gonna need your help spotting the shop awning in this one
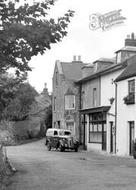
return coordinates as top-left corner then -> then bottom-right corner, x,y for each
79,106 -> 110,114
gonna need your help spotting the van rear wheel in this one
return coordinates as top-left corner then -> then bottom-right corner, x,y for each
47,143 -> 51,151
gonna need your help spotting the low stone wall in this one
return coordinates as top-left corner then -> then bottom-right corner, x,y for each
0,122 -> 16,145
0,145 -> 15,189
0,119 -> 44,146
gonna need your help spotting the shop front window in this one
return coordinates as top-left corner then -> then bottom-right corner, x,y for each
89,123 -> 102,143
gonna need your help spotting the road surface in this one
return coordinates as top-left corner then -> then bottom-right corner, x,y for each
6,139 -> 136,190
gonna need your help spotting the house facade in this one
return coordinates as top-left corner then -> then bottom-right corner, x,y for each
78,58 -> 122,151
52,33 -> 136,156
78,33 -> 136,153
52,56 -> 85,139
115,56 -> 136,156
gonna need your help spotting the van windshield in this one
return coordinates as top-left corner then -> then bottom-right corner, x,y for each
64,131 -> 71,136
59,131 -> 71,136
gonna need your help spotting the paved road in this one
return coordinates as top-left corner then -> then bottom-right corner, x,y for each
6,139 -> 136,190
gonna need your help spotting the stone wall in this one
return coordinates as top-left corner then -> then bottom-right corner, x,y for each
0,120 -> 42,145
0,145 -> 15,189
0,122 -> 15,145
53,75 -> 80,139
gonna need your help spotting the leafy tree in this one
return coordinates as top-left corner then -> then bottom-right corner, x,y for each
2,82 -> 38,121
0,73 -> 23,119
0,0 -> 74,76
44,104 -> 52,129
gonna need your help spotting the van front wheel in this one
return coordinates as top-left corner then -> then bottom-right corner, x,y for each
59,145 -> 65,152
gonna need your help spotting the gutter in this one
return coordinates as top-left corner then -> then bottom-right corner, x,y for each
76,62 -> 126,84
79,84 -> 82,145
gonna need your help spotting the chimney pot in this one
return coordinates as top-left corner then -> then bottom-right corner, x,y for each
131,32 -> 135,40
131,32 -> 135,39
125,32 -> 136,47
73,55 -> 76,62
78,55 -> 81,62
127,34 -> 130,39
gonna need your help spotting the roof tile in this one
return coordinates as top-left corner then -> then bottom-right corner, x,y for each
61,62 -> 84,81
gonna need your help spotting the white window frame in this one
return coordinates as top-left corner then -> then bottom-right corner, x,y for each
65,95 -> 75,110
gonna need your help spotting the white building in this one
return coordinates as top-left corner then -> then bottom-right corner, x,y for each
115,57 -> 136,156
77,33 -> 136,154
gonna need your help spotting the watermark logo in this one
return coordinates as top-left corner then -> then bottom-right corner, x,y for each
89,9 -> 126,31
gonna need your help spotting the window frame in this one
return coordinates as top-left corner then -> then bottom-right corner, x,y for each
55,70 -> 58,86
65,95 -> 75,110
89,122 -> 102,143
93,88 -> 97,107
127,79 -> 135,104
116,51 -> 122,63
54,97 -> 56,111
128,79 -> 135,95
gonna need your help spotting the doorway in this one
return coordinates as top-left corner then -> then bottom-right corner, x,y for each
110,122 -> 114,153
129,121 -> 135,155
102,123 -> 106,150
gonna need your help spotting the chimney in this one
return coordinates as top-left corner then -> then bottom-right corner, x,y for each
125,33 -> 136,47
78,55 -> 81,62
72,55 -> 82,62
127,34 -> 130,39
131,32 -> 134,39
73,55 -> 76,62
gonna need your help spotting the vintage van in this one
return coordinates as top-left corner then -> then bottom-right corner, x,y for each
45,128 -> 79,152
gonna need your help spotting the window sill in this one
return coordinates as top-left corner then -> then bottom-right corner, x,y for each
124,100 -> 135,105
88,141 -> 102,144
65,108 -> 75,110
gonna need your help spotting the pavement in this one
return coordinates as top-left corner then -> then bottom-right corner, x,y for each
5,139 -> 136,190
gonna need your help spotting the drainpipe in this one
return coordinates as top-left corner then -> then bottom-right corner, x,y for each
114,82 -> 117,154
79,84 -> 82,145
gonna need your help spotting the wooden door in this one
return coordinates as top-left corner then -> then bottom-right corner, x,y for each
129,121 -> 134,155
110,122 -> 114,153
102,123 -> 106,151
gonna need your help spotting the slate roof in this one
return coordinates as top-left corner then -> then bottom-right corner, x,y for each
60,61 -> 85,81
77,62 -> 126,84
93,57 -> 116,63
115,59 -> 136,82
115,46 -> 136,53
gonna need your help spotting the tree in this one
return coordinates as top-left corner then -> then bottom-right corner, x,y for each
0,0 -> 74,76
0,73 -> 23,119
2,82 -> 38,121
44,104 -> 52,129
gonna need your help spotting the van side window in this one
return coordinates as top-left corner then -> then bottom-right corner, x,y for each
54,131 -> 58,136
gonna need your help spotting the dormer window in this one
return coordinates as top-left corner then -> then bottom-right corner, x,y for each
116,51 -> 121,64
116,47 -> 136,64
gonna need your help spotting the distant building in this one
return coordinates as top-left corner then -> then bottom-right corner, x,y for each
52,56 -> 85,139
29,84 -> 51,137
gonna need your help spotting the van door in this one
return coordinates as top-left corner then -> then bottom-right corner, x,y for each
52,130 -> 59,148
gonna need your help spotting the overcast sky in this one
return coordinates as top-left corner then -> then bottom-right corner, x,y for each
28,0 -> 136,93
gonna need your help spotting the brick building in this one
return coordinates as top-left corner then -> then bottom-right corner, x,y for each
52,56 -> 85,139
